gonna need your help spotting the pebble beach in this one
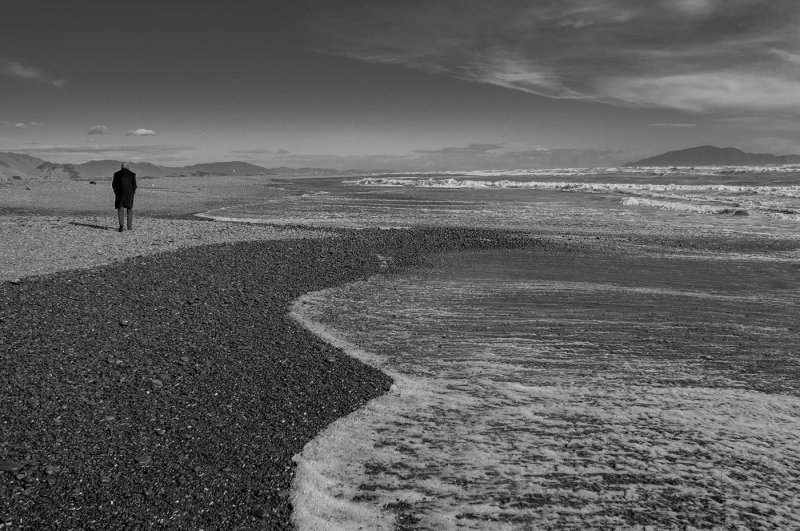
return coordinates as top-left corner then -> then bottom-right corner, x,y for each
0,177 -> 537,529
2,175 -> 799,529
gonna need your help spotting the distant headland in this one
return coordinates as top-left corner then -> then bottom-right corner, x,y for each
625,145 -> 800,167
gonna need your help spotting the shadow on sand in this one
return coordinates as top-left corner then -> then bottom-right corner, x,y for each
69,221 -> 113,231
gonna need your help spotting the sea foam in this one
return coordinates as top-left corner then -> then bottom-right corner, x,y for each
290,264 -> 800,529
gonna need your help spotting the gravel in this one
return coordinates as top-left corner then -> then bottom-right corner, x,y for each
0,227 -> 536,529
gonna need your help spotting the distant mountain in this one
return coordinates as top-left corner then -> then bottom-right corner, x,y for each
181,161 -> 269,176
625,145 -> 800,167
74,160 -> 174,180
0,152 -> 80,181
0,153 -> 348,181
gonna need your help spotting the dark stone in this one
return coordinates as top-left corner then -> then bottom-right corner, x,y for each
0,460 -> 22,473
134,455 -> 153,466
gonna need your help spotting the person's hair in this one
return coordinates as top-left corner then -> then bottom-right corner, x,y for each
121,162 -> 130,170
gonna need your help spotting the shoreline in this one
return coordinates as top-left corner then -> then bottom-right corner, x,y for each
287,235 -> 800,529
0,220 -> 537,529
3,178 -> 799,528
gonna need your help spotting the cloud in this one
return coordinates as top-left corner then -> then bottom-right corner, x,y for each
411,143 -> 504,155
669,0 -> 717,16
769,48 -> 800,64
302,0 -> 800,114
13,122 -> 42,129
267,143 -> 624,171
740,136 -> 800,155
647,123 -> 697,127
230,148 -> 291,158
125,128 -> 156,136
0,58 -> 66,88
597,72 -> 800,112
88,125 -> 109,135
229,148 -> 274,155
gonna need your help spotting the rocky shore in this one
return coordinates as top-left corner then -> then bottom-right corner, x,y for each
0,226 -> 535,529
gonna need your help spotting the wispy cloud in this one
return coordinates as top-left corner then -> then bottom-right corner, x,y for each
647,123 -> 697,128
265,143 -> 624,171
303,0 -> 800,114
230,148 -> 275,155
0,58 -> 66,88
598,72 -> 800,112
411,143 -> 504,155
740,136 -> 800,155
88,125 -> 108,135
13,122 -> 42,129
125,128 -> 156,136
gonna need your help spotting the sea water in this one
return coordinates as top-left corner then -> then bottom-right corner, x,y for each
203,167 -> 800,528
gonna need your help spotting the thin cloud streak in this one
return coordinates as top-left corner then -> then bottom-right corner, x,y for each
647,123 -> 697,128
0,58 -> 65,88
230,148 -> 275,155
303,0 -> 800,114
125,129 -> 157,136
263,143 -> 624,171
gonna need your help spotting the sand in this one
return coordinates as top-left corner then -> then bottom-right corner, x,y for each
0,176 -> 327,283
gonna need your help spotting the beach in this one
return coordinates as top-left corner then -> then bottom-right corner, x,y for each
0,176 -> 535,529
2,173 -> 799,529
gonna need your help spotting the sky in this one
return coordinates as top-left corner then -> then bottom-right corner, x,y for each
2,0 -> 800,170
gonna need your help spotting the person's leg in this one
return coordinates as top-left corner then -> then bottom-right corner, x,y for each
126,208 -> 133,231
117,208 -> 125,231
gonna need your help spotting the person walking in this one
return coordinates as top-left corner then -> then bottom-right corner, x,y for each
112,162 -> 137,232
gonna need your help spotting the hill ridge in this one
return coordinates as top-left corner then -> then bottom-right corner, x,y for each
0,152 -> 348,181
625,145 -> 800,167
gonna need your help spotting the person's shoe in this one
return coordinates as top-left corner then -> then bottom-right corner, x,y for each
118,226 -> 124,232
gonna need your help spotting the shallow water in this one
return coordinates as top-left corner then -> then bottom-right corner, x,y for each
291,248 -> 800,529
202,169 -> 800,528
203,169 -> 800,237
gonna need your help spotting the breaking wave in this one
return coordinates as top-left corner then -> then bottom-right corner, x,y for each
347,177 -> 800,199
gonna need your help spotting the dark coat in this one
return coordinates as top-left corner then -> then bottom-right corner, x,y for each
112,168 -> 137,209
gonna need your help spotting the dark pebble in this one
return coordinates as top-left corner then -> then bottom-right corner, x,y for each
0,460 -> 22,473
250,507 -> 266,519
134,455 -> 153,466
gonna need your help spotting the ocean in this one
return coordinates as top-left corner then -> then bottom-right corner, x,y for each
203,167 -> 800,529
